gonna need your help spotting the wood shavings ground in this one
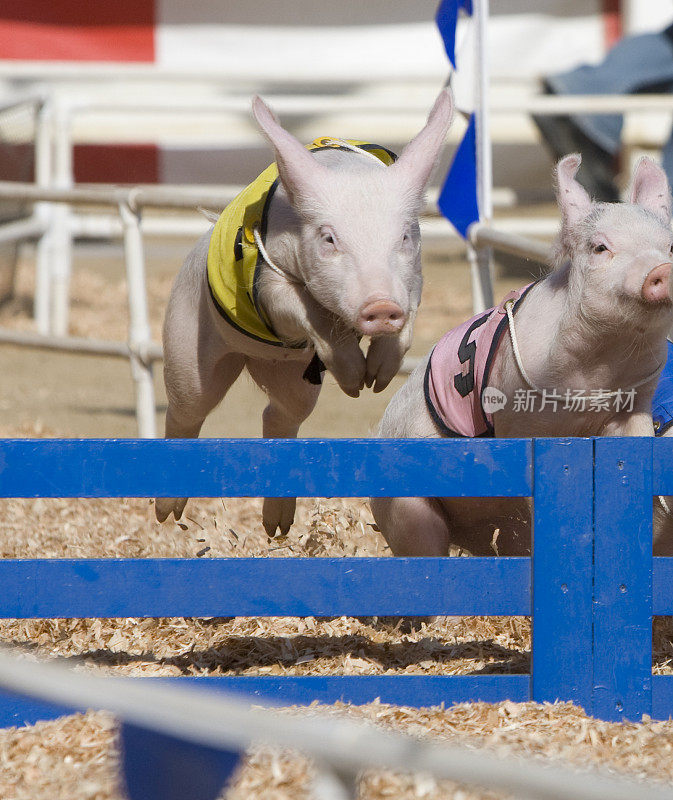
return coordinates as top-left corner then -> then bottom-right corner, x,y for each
3,700 -> 673,800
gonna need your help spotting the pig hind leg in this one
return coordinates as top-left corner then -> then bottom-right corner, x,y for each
155,352 -> 246,522
246,357 -> 321,537
371,496 -> 451,556
370,359 -> 451,556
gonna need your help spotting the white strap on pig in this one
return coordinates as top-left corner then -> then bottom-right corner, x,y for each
504,299 -> 664,397
252,139 -> 386,281
252,227 -> 300,283
318,138 -> 388,167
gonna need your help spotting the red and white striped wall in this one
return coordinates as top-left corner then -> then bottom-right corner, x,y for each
0,1 -> 668,184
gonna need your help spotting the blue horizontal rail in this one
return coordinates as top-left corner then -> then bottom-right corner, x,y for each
0,438 -> 532,498
0,675 -> 530,729
0,557 -> 530,618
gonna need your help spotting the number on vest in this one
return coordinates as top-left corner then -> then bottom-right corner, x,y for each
453,314 -> 490,398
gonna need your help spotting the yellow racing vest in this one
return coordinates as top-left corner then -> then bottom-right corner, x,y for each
207,137 -> 397,347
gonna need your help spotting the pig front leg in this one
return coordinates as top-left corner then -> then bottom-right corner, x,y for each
246,356 -> 321,537
318,324 -> 367,398
369,357 -> 454,555
259,277 -> 366,397
296,306 -> 366,398
365,315 -> 416,393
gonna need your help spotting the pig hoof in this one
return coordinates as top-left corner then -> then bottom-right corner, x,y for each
373,375 -> 393,393
155,497 -> 188,523
263,497 -> 296,538
367,363 -> 398,393
365,337 -> 403,392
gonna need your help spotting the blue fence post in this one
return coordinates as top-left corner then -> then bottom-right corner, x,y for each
531,438 -> 594,712
593,437 -> 653,722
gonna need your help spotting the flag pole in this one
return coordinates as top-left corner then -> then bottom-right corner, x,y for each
468,0 -> 495,312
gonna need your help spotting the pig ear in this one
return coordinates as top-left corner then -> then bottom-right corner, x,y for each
555,154 -> 593,227
390,88 -> 454,195
251,95 -> 327,205
629,157 -> 672,223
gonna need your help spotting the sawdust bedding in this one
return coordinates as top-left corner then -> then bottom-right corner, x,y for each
2,257 -> 673,794
4,701 -> 673,800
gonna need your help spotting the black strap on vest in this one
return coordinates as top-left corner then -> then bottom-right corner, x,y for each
302,353 -> 326,385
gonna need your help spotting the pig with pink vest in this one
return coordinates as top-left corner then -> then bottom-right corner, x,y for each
156,89 -> 455,535
372,154 -> 673,557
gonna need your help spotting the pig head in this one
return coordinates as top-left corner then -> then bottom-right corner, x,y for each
490,153 -> 673,439
251,89 -> 454,395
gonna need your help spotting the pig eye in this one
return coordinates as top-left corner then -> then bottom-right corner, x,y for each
319,227 -> 338,251
593,243 -> 608,254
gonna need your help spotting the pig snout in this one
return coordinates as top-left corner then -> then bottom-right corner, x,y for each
357,299 -> 406,335
641,262 -> 673,305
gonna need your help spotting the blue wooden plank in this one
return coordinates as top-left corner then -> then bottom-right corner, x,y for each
119,724 -> 242,800
653,558 -> 673,614
531,438 -> 593,712
0,675 -> 531,729
593,437 -> 653,721
652,435 -> 673,495
0,691 -> 75,729
652,675 -> 673,720
0,557 -> 530,618
172,674 -> 531,709
0,438 -> 532,498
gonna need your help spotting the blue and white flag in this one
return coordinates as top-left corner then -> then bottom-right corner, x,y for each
435,0 -> 473,69
438,113 -> 479,239
435,0 -> 480,238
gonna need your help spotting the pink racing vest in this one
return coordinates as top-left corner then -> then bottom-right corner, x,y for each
424,283 -> 534,437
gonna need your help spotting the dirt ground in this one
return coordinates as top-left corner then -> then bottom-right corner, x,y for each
2,229 -> 673,799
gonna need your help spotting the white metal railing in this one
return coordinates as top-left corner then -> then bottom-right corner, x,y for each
18,86 -> 673,334
469,221 -> 552,264
0,177 -> 452,336
0,63 -> 444,86
0,94 -> 47,304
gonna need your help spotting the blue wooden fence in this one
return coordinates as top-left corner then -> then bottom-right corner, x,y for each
0,436 -> 671,726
